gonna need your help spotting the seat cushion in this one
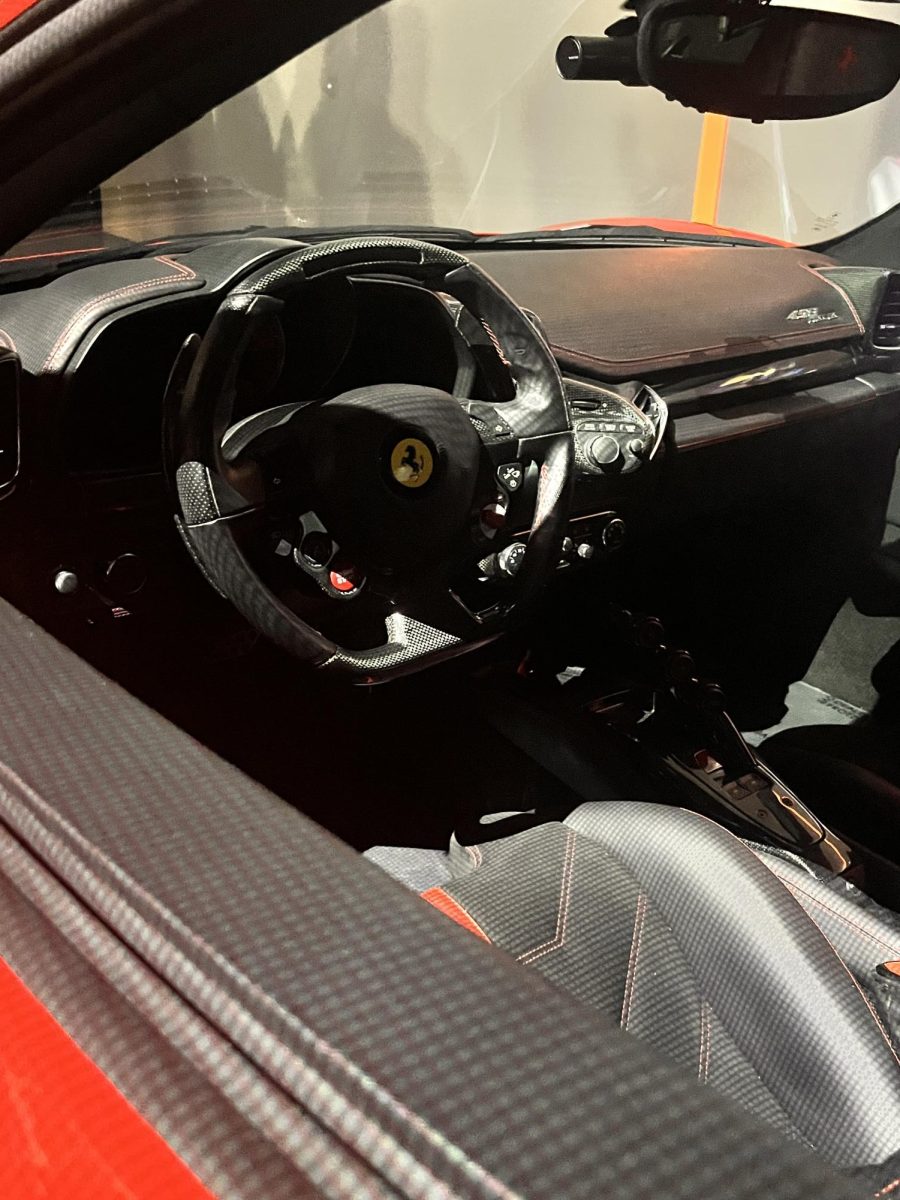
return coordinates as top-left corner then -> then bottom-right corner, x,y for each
373,803 -> 900,1170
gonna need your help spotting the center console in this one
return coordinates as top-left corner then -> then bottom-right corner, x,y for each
461,379 -> 668,606
582,612 -> 852,874
473,602 -> 855,882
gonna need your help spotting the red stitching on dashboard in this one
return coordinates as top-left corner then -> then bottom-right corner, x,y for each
42,256 -> 197,372
801,263 -> 865,334
0,245 -> 107,265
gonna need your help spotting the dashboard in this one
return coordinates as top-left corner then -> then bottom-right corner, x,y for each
62,277 -> 463,475
0,233 -> 898,700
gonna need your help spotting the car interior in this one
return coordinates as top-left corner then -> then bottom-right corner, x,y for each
2,0 -> 900,1196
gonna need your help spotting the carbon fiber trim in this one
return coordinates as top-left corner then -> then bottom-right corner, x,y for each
186,518 -> 337,665
429,804 -> 900,1172
0,846 -> 338,1200
173,515 -> 226,598
468,247 -> 862,380
818,267 -> 891,330
0,598 -> 865,1200
176,461 -> 220,524
234,239 -> 568,440
319,611 -> 467,682
0,237 -> 308,376
235,237 -> 466,295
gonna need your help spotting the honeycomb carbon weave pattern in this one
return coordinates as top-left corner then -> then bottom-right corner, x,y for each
468,247 -> 863,380
319,611 -> 468,681
236,237 -> 467,296
818,266 -> 892,330
432,804 -> 900,1171
176,461 -> 220,524
0,598 -> 864,1200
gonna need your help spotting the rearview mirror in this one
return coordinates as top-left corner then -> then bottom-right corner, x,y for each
637,0 -> 900,120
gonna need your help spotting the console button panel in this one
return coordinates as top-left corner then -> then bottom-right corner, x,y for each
571,387 -> 662,477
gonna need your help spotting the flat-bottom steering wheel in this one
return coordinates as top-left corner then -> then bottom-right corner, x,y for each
169,238 -> 574,683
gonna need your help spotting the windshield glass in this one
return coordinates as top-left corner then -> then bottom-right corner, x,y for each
7,0 -> 900,262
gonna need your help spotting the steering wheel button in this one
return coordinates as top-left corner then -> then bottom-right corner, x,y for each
497,542 -> 527,577
600,518 -> 627,551
497,462 -> 524,491
480,498 -> 508,531
329,570 -> 358,594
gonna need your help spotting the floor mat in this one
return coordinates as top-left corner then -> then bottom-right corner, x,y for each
744,680 -> 864,747
804,601 -> 900,710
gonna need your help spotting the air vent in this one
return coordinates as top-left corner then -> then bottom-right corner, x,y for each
873,274 -> 900,351
633,386 -> 654,414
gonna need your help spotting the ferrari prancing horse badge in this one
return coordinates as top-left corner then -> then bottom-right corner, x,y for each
390,438 -> 434,488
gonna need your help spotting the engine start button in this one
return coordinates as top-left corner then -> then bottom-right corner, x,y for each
329,570 -> 358,594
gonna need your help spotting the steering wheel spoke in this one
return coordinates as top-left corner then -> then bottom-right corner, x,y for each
221,401 -> 318,466
290,511 -> 371,601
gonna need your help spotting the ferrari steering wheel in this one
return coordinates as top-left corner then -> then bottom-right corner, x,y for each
169,237 -> 574,683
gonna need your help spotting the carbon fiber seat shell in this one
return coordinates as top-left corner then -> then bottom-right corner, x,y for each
374,804 -> 900,1173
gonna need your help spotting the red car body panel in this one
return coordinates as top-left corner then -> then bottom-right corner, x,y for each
0,0 -> 40,30
538,216 -> 794,246
0,957 -> 215,1199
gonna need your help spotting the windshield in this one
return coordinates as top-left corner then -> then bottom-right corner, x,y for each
7,0 -> 900,262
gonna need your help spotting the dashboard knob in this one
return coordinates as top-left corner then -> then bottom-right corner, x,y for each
588,434 -> 623,471
600,517 -> 627,551
635,616 -> 666,649
53,570 -> 79,596
103,553 -> 147,598
497,542 -> 527,577
576,542 -> 595,561
666,649 -> 697,685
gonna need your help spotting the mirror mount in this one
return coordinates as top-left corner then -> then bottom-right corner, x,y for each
557,0 -> 900,122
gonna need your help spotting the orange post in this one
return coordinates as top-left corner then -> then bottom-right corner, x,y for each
691,113 -> 730,226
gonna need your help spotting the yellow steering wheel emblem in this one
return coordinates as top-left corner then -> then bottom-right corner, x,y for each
390,438 -> 434,489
